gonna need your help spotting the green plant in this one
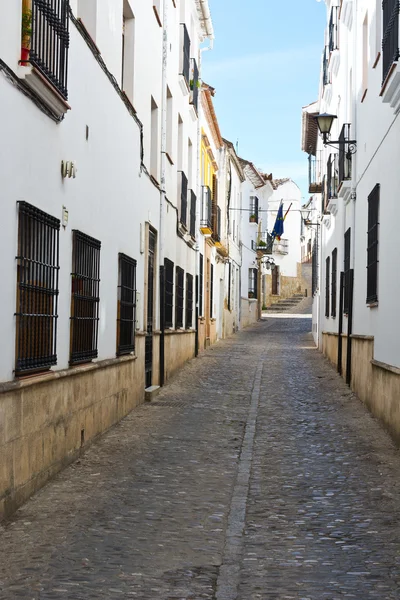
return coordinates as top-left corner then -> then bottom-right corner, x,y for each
257,240 -> 267,247
190,79 -> 201,90
262,304 -> 268,310
21,9 -> 32,42
249,214 -> 257,221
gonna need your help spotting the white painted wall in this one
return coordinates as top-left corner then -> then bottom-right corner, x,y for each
269,180 -> 302,279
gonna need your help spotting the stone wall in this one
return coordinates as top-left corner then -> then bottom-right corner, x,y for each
263,263 -> 304,307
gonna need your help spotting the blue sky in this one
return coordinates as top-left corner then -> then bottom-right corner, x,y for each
202,0 -> 326,203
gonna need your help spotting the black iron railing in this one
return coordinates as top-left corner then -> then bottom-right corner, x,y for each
210,263 -> 214,318
325,256 -> 330,318
321,175 -> 327,214
70,230 -> 101,365
212,205 -> 221,243
344,227 -> 351,312
249,196 -> 259,223
367,184 -> 380,303
179,171 -> 188,228
248,268 -> 258,299
190,190 -> 196,238
308,155 -> 322,193
175,266 -> 184,328
329,6 -> 339,52
331,247 -> 337,318
201,186 -> 212,230
312,234 -> 319,297
145,229 -> 156,387
199,253 -> 204,317
338,123 -> 352,184
181,23 -> 190,86
117,253 -> 136,356
15,202 -> 60,374
327,153 -> 339,200
190,58 -> 199,113
30,0 -> 70,100
382,0 -> 399,84
186,273 -> 193,329
323,45 -> 330,86
164,258 -> 174,328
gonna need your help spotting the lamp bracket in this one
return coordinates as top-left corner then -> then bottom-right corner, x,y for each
322,133 -> 357,155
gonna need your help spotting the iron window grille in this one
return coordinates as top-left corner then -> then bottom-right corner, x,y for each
175,266 -> 184,329
248,268 -> 258,299
228,262 -> 232,310
327,153 -> 339,200
179,171 -> 188,228
190,58 -> 199,113
344,227 -> 351,313
199,253 -> 204,317
323,46 -> 330,86
210,263 -> 214,318
367,184 -> 380,303
70,230 -> 101,365
382,0 -> 400,84
338,124 -> 352,184
312,235 -> 319,297
329,6 -> 339,52
321,175 -> 327,214
180,24 -> 190,87
30,0 -> 70,100
186,273 -> 194,329
308,155 -> 322,193
165,258 -> 174,328
190,190 -> 196,238
249,196 -> 259,223
331,248 -> 337,318
212,205 -> 221,243
15,201 -> 60,375
201,186 -> 212,230
325,256 -> 330,318
117,253 -> 136,356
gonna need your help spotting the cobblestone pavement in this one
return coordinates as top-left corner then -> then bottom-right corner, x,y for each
2,306 -> 400,599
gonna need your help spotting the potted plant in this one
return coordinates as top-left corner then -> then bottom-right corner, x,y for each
21,8 -> 32,65
249,214 -> 257,223
257,240 -> 267,247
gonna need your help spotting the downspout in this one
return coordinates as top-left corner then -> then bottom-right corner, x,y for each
159,0 -> 169,386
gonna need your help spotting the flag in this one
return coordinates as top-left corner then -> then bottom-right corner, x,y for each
272,202 -> 284,241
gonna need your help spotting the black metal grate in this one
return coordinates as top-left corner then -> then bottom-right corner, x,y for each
228,262 -> 232,310
312,233 -> 319,297
117,253 -> 136,356
382,0 -> 399,84
15,202 -> 60,374
327,153 -> 339,201
165,258 -> 174,328
186,273 -> 193,329
344,227 -> 351,313
199,253 -> 204,317
248,268 -> 257,299
30,0 -> 70,100
190,58 -> 199,113
181,24 -> 190,86
70,230 -> 101,365
146,230 -> 156,387
331,248 -> 337,318
250,196 -> 259,223
338,124 -> 352,184
201,186 -> 212,229
323,46 -> 330,86
210,264 -> 214,318
367,184 -> 380,303
325,256 -> 330,318
329,6 -> 339,52
175,266 -> 184,329
190,190 -> 196,238
179,171 -> 188,228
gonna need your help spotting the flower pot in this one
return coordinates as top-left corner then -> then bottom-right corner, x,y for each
21,47 -> 30,65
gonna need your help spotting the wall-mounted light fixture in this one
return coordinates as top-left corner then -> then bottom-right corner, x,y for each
313,113 -> 357,155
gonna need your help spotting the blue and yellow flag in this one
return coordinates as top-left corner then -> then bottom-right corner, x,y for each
272,202 -> 284,241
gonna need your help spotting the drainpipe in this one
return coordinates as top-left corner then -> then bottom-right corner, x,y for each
159,0 -> 169,386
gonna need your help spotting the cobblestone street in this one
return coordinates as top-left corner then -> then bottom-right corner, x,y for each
1,307 -> 400,599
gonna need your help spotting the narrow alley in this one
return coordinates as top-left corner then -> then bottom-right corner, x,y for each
1,307 -> 400,600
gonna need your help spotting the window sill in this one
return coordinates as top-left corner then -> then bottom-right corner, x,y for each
367,301 -> 378,308
373,52 -> 381,69
179,75 -> 190,97
18,65 -> 70,118
361,88 -> 368,103
380,62 -> 400,114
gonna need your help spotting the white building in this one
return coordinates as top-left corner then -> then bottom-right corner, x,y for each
302,0 -> 400,438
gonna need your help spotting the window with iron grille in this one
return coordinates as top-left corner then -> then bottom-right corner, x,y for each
190,190 -> 196,238
338,124 -> 352,184
329,6 -> 339,52
164,258 -> 174,328
179,171 -> 188,228
29,0 -> 70,100
382,0 -> 399,84
190,58 -> 199,113
344,228 -> 351,313
70,231 -> 101,365
228,262 -> 232,310
331,248 -> 337,318
117,254 -> 136,356
367,184 -> 380,303
199,253 -> 204,317
210,264 -> 214,318
180,24 -> 190,86
249,196 -> 259,223
175,266 -> 184,328
327,154 -> 339,200
325,256 -> 330,318
186,273 -> 193,329
312,237 -> 319,296
15,202 -> 60,375
248,268 -> 258,299
323,45 -> 330,85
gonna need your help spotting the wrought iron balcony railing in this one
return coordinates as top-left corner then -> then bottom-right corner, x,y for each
327,153 -> 339,200
190,58 -> 199,113
179,171 -> 188,228
308,155 -> 322,193
200,186 -> 212,233
382,0 -> 400,84
329,6 -> 339,52
189,190 -> 196,238
338,124 -> 352,184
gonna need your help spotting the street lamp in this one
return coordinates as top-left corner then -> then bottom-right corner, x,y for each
313,113 -> 357,154
300,208 -> 320,227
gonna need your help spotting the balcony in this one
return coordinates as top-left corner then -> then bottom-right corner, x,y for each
308,155 -> 322,193
327,154 -> 339,215
200,186 -> 212,235
338,124 -> 353,202
328,5 -> 340,76
189,190 -> 196,239
273,238 -> 289,255
179,24 -> 191,95
178,171 -> 188,229
189,58 -> 199,119
212,204 -> 222,246
249,196 -> 259,223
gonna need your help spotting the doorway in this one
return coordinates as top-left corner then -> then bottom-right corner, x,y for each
272,265 -> 280,296
145,229 -> 156,388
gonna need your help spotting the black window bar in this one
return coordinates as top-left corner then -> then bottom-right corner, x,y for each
117,253 -> 136,356
228,262 -> 232,310
175,266 -> 184,329
164,258 -> 174,328
210,263 -> 214,318
323,45 -> 330,86
181,23 -> 190,86
30,0 -> 70,100
201,186 -> 212,229
331,247 -> 337,318
367,184 -> 380,303
250,196 -> 259,223
344,227 -> 351,313
248,268 -> 257,299
327,153 -> 339,200
312,234 -> 319,297
321,175 -> 327,214
382,0 -> 400,84
329,5 -> 339,52
308,155 -> 322,193
325,256 -> 330,318
15,201 -> 60,375
338,124 -> 352,184
186,273 -> 193,329
70,230 -> 101,365
190,190 -> 196,238
199,253 -> 204,317
190,58 -> 199,113
179,171 -> 188,228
